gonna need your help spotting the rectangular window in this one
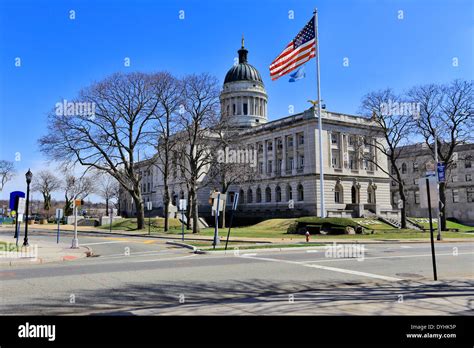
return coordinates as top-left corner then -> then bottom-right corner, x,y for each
243,103 -> 248,115
466,160 -> 472,169
413,162 -> 419,172
467,189 -> 474,203
331,133 -> 338,145
287,136 -> 294,147
276,159 -> 282,174
452,189 -> 459,203
267,160 -> 273,174
258,162 -> 263,174
287,157 -> 294,170
298,133 -> 304,145
348,136 -> 355,146
452,175 -> 458,182
466,174 -> 472,182
267,141 -> 273,152
331,150 -> 340,168
298,155 -> 305,168
232,104 -> 236,115
415,191 -> 420,204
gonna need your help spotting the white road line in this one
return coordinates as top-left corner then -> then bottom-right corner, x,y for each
98,250 -> 169,259
241,254 -> 401,281
132,254 -> 197,263
306,250 -> 320,253
400,246 -> 412,248
301,251 -> 474,263
81,241 -> 127,246
242,253 -> 257,257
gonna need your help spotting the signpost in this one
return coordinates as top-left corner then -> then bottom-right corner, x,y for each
419,175 -> 438,281
55,208 -> 63,243
225,192 -> 239,251
71,199 -> 83,248
146,201 -> 153,235
9,192 -> 25,242
179,199 -> 187,241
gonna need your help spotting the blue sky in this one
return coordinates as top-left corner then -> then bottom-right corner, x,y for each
0,0 -> 472,199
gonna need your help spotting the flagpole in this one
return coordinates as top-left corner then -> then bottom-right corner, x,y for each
314,8 -> 325,218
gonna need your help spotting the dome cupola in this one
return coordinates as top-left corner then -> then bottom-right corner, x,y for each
220,36 -> 268,128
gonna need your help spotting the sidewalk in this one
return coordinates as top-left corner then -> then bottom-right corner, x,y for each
0,237 -> 91,266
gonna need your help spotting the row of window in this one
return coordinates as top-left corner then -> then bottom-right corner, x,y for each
397,158 -> 472,175
236,184 -> 305,204
259,134 -> 305,153
412,188 -> 474,204
393,173 -> 473,186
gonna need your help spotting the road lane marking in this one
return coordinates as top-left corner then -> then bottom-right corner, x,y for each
242,253 -> 257,257
97,250 -> 170,259
80,241 -> 127,246
400,246 -> 412,248
131,254 -> 197,263
301,252 -> 474,263
241,254 -> 402,281
306,250 -> 320,253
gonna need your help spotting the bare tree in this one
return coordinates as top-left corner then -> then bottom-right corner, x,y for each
32,170 -> 61,218
39,72 -> 160,229
207,125 -> 257,227
408,79 -> 473,230
63,174 -> 95,216
177,74 -> 221,233
97,173 -> 120,216
0,160 -> 15,192
150,72 -> 182,231
359,88 -> 416,228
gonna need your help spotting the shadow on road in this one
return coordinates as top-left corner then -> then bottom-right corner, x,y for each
2,279 -> 474,315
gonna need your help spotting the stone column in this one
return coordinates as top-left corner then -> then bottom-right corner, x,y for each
282,135 -> 287,175
292,133 -> 297,175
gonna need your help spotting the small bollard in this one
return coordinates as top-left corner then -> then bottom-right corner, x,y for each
305,231 -> 310,242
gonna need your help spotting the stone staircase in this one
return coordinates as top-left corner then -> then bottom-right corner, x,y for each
377,216 -> 422,230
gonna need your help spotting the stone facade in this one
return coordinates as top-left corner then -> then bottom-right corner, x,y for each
119,42 -> 396,221
390,143 -> 474,224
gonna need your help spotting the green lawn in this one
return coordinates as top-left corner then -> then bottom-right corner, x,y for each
410,218 -> 474,232
101,217 -> 182,232
100,217 -> 474,240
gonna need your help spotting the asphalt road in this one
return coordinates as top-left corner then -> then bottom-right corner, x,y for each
0,229 -> 473,315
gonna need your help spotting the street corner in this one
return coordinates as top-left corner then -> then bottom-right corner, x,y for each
0,240 -> 92,266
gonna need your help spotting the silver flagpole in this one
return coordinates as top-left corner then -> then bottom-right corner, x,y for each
314,8 -> 325,218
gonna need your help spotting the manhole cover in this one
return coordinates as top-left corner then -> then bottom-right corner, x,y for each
396,273 -> 423,278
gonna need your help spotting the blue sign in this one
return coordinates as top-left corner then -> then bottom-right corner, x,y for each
437,163 -> 445,183
9,191 -> 25,211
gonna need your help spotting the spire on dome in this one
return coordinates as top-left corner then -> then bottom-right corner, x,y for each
238,35 -> 248,64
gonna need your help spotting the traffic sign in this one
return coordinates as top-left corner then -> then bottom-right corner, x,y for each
419,176 -> 438,209
9,191 -> 25,211
179,199 -> 187,211
437,163 -> 445,183
74,199 -> 84,207
17,197 -> 26,214
56,209 -> 64,219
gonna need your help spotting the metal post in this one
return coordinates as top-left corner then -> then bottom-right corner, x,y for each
434,134 -> 442,241
224,209 -> 235,251
213,193 -> 220,249
71,204 -> 79,248
57,214 -> 60,244
23,181 -> 31,247
110,208 -> 113,233
426,178 -> 438,281
181,208 -> 185,241
314,9 -> 325,218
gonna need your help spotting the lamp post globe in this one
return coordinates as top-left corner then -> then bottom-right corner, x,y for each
23,169 -> 33,247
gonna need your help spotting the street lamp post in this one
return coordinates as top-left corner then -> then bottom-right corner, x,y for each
23,169 -> 33,247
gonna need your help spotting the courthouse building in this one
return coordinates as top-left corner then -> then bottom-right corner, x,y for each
390,143 -> 474,224
120,42 -> 397,220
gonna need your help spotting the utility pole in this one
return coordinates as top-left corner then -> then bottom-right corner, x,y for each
434,130 -> 442,241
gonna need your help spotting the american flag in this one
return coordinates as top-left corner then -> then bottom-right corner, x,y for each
269,15 -> 316,81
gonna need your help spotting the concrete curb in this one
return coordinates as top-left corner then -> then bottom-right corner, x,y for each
165,240 -> 197,251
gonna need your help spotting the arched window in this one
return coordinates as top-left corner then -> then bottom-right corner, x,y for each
265,187 -> 272,202
247,188 -> 253,203
297,184 -> 304,201
401,163 -> 407,174
286,184 -> 293,201
276,186 -> 282,202
335,184 -> 343,203
256,187 -> 262,203
351,186 -> 359,204
239,189 -> 244,204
